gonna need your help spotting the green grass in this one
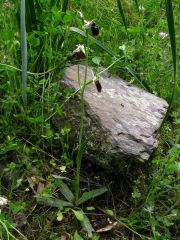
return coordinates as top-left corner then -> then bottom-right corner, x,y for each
0,0 -> 179,239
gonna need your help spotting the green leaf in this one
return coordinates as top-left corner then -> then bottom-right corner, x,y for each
28,33 -> 40,47
117,0 -> 127,31
72,209 -> 84,222
86,206 -> 95,211
2,31 -> 12,41
57,210 -> 63,221
69,27 -> 115,57
92,234 -> 100,240
104,209 -> 114,217
55,104 -> 63,116
74,231 -> 84,240
59,181 -> 75,203
27,116 -> 43,123
9,202 -> 26,214
81,211 -> 94,238
78,187 -> 108,205
63,13 -> 73,23
92,56 -> 101,65
36,197 -> 73,208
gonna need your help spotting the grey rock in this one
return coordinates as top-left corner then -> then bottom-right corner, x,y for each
54,65 -> 168,172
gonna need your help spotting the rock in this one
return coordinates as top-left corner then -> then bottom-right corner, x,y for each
53,65 -> 168,172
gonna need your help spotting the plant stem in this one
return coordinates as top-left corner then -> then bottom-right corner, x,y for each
20,0 -> 28,104
75,32 -> 89,205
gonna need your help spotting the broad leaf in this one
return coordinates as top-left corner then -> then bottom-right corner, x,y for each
74,231 -> 84,240
92,56 -> 101,65
78,187 -> 108,205
81,211 -> 94,238
36,197 -> 73,208
72,209 -> 84,222
104,209 -> 114,217
59,181 -> 75,203
86,206 -> 95,211
57,210 -> 63,221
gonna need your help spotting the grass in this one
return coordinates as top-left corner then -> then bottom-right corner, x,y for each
0,0 -> 179,239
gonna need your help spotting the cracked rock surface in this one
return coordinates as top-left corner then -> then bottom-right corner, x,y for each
54,65 -> 168,172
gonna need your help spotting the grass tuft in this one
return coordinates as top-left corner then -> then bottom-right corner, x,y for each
116,0 -> 127,31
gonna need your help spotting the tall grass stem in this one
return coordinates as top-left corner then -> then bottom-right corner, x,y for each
62,0 -> 69,12
160,0 -> 177,128
117,0 -> 127,31
75,32 -> 89,204
20,0 -> 28,104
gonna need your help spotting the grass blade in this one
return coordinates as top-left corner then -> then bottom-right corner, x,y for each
62,0 -> 69,12
50,0 -> 56,7
116,0 -> 127,31
35,0 -> 42,15
159,0 -> 177,129
20,0 -> 28,104
125,66 -> 152,93
69,27 -> 115,57
164,0 -> 177,112
134,0 -> 139,11
78,187 -> 108,205
26,0 -> 37,32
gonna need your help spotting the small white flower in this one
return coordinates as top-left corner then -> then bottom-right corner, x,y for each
91,69 -> 96,83
144,205 -> 154,214
159,32 -> 168,39
83,20 -> 93,29
0,197 -> 8,206
77,11 -> 84,19
139,5 -> 145,11
73,44 -> 86,55
119,44 -> 126,51
92,75 -> 97,83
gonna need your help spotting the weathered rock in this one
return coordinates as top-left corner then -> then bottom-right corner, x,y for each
54,65 -> 168,172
